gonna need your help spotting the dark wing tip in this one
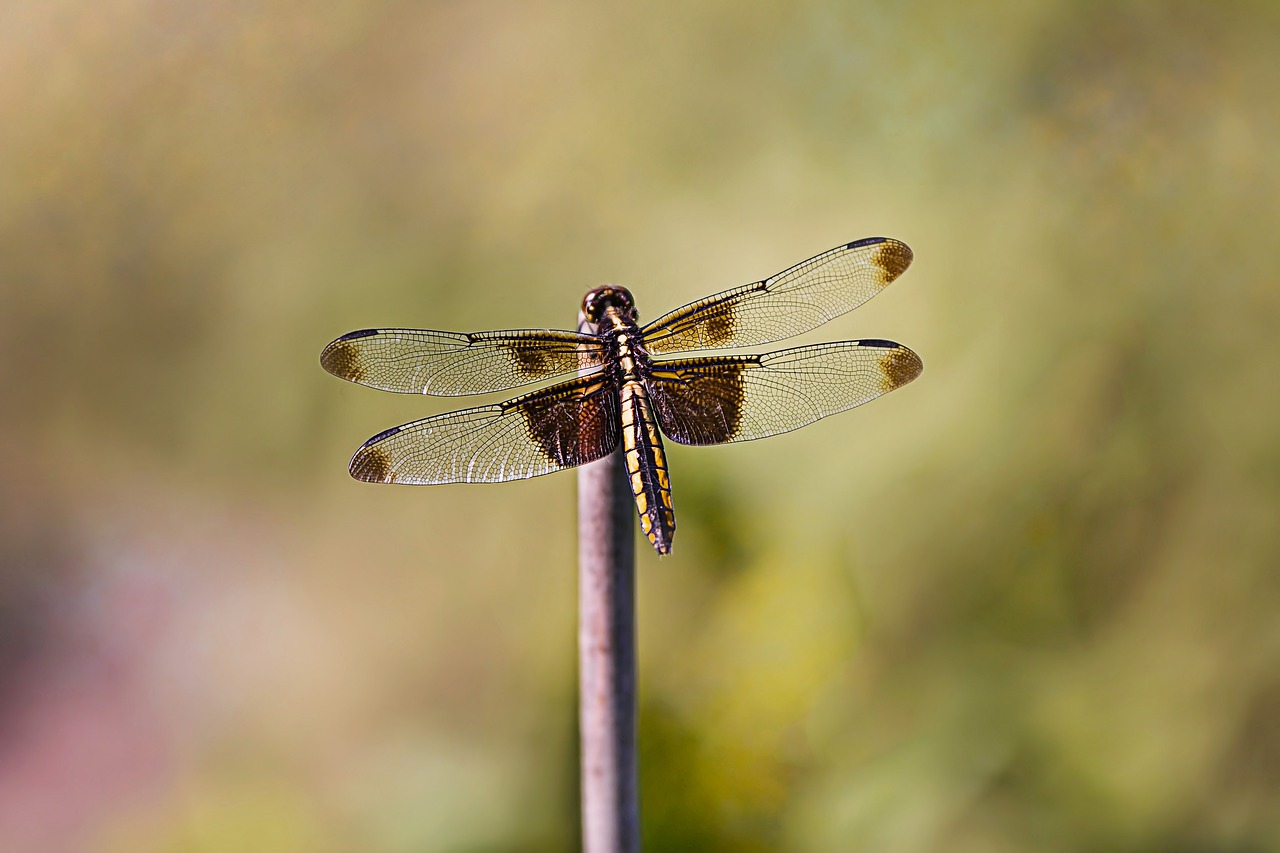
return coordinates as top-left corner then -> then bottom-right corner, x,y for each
842,237 -> 913,282
873,239 -> 913,281
877,344 -> 923,390
321,330 -> 379,381
321,342 -> 361,382
350,435 -> 398,483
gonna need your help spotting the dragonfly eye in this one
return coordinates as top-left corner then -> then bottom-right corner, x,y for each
582,285 -> 637,323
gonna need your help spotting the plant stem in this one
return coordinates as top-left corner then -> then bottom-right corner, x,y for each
577,312 -> 639,853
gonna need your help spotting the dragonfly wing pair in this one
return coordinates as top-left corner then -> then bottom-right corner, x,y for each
322,237 -> 922,543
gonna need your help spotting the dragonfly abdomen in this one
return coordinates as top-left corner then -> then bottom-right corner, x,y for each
619,380 -> 676,554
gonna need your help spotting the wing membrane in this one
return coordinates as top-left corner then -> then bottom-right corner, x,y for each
648,339 -> 922,445
348,374 -> 619,484
641,238 -> 912,355
321,328 -> 606,396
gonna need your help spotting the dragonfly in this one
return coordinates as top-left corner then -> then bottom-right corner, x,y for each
321,237 -> 922,555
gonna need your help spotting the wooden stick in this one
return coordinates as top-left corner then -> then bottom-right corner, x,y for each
578,311 -> 640,853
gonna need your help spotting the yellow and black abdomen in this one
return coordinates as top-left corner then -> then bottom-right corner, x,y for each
619,379 -> 676,555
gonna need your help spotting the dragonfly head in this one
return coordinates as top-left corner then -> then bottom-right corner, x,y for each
582,285 -> 637,324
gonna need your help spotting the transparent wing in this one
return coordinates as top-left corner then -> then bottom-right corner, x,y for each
321,328 -> 607,396
641,237 -> 912,355
647,339 -> 922,445
348,373 -> 619,483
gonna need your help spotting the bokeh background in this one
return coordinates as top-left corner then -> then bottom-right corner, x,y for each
3,1 -> 1279,850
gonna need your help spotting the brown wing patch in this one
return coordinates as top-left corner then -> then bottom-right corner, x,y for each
518,376 -> 619,468
511,343 -> 559,382
647,358 -> 754,445
351,445 -> 396,483
320,332 -> 375,383
701,308 -> 738,348
350,425 -> 401,482
878,344 -> 924,390
873,239 -> 913,283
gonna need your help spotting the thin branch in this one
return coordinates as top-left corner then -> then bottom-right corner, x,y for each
578,310 -> 639,853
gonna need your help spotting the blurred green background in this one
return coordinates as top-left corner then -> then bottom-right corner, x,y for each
2,1 -> 1279,850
